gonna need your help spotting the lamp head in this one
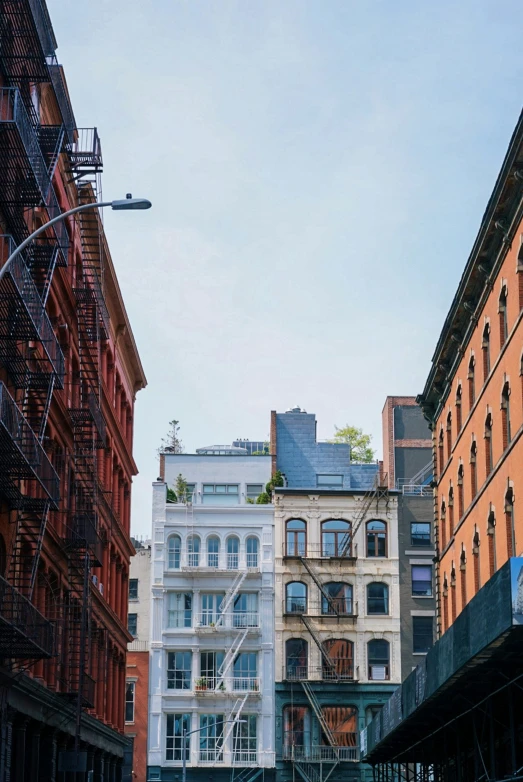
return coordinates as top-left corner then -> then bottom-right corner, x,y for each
111,195 -> 152,210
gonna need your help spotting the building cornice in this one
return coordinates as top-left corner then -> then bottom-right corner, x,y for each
418,110 -> 523,424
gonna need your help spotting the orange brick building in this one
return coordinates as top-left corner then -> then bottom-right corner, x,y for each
419,111 -> 523,635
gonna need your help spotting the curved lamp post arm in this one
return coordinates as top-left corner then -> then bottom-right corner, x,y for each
0,196 -> 151,283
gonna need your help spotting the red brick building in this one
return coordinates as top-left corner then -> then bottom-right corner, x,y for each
0,2 -> 146,780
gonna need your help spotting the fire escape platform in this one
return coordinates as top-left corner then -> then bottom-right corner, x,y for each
0,381 -> 60,508
0,0 -> 57,83
0,235 -> 65,384
0,575 -> 54,658
363,557 -> 523,763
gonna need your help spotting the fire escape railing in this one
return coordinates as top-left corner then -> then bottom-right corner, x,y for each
0,88 -> 69,265
0,574 -> 54,658
0,381 -> 60,507
0,0 -> 56,83
0,235 -> 65,382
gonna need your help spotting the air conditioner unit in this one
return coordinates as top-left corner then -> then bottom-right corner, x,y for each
99,583 -> 104,595
92,575 -> 98,586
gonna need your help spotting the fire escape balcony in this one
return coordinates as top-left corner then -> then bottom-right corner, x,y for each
60,671 -> 96,709
0,87 -> 68,265
0,0 -> 57,82
0,381 -> 60,508
64,511 -> 103,567
0,574 -> 54,658
67,127 -> 103,177
0,235 -> 65,385
69,389 -> 106,447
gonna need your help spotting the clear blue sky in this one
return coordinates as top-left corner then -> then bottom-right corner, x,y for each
48,0 -> 523,537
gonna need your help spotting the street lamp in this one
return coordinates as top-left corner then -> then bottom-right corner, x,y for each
0,193 -> 152,282
182,719 -> 247,782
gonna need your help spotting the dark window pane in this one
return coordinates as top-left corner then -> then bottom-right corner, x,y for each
129,579 -> 138,600
411,523 -> 431,547
413,616 -> 433,653
128,613 -> 137,636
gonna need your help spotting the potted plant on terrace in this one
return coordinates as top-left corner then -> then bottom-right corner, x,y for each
195,677 -> 208,691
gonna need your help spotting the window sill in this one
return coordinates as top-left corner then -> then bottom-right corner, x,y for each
411,595 -> 434,600
412,652 -> 429,657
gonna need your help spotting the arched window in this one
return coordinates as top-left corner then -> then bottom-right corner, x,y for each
321,583 -> 353,616
321,640 -> 354,680
499,286 -> 508,349
482,323 -> 491,381
487,510 -> 496,578
438,429 -> 444,476
468,357 -> 476,410
472,528 -> 480,594
167,535 -> 181,570
460,546 -> 467,609
187,534 -> 200,567
321,519 -> 351,557
505,488 -> 515,558
457,465 -> 464,519
286,519 -> 306,557
448,485 -> 454,533
446,411 -> 452,460
207,536 -> 220,568
246,537 -> 258,568
286,638 -> 308,680
456,385 -> 462,433
283,706 -> 311,753
501,382 -> 511,450
286,582 -> 307,614
470,441 -> 477,500
320,706 -> 358,748
450,564 -> 457,623
368,640 -> 390,680
367,582 -> 389,615
226,536 -> 239,570
366,520 -> 387,557
440,500 -> 447,550
485,414 -> 493,476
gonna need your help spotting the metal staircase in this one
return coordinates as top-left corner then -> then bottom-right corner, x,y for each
231,767 -> 263,782
215,571 -> 248,625
298,557 -> 339,616
215,628 -> 249,689
299,616 -> 338,679
339,472 -> 389,557
300,682 -> 338,749
214,693 -> 250,766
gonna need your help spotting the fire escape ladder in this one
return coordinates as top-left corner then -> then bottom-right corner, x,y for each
299,615 -> 338,680
301,682 -> 338,748
215,571 -> 248,623
293,760 -> 322,782
214,693 -> 250,767
231,767 -> 264,782
338,472 -> 389,557
299,557 -> 339,616
215,628 -> 249,689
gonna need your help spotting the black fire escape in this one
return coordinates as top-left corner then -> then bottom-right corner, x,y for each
0,0 -> 106,749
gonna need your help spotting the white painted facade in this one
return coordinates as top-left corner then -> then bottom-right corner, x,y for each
128,542 -> 152,652
274,490 -> 401,685
148,453 -> 275,774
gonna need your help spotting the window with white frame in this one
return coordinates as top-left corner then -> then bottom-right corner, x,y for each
125,681 -> 135,723
167,535 -> 181,569
167,651 -> 192,690
207,536 -> 220,567
200,593 -> 224,626
233,715 -> 257,763
233,652 -> 258,691
233,592 -> 258,627
202,484 -> 239,505
200,650 -> 225,688
129,578 -> 138,600
167,592 -> 192,628
227,536 -> 239,569
199,714 -> 224,762
187,534 -> 200,567
128,613 -> 137,636
246,536 -> 258,567
246,484 -> 264,502
166,713 -> 191,761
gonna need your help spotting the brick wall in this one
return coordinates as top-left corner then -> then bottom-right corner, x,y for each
125,650 -> 149,782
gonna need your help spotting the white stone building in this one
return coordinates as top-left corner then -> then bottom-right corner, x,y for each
147,450 -> 275,782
